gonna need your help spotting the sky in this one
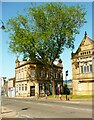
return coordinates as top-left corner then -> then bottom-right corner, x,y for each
0,1 -> 92,80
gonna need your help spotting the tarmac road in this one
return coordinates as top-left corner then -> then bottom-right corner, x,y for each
1,96 -> 93,118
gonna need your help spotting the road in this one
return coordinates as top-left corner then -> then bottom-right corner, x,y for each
1,97 -> 92,118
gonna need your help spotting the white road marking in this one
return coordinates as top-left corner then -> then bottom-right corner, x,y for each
31,102 -> 92,112
62,106 -> 92,112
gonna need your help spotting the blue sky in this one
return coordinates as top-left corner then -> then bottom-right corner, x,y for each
1,2 -> 92,80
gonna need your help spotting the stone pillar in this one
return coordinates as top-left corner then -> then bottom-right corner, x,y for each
27,82 -> 30,97
35,82 -> 39,97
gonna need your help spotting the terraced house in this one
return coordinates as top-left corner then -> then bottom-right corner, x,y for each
71,32 -> 94,95
15,58 -> 63,97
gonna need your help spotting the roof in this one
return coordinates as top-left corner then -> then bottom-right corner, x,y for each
15,60 -> 63,69
87,36 -> 94,43
71,32 -> 94,58
8,77 -> 15,81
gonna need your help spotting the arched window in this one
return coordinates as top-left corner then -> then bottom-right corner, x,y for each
87,66 -> 89,72
39,70 -> 43,77
84,66 -> 86,73
90,65 -> 92,72
80,66 -> 83,73
80,63 -> 92,73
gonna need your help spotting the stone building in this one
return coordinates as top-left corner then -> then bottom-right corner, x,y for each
8,77 -> 15,89
8,77 -> 15,97
15,58 -> 63,97
71,32 -> 94,95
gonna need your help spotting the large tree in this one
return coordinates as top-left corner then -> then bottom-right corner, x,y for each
6,3 -> 86,95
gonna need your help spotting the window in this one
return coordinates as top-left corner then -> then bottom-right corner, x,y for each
22,84 -> 24,91
80,64 -> 92,73
80,66 -> 83,73
25,84 -> 27,91
56,73 -> 58,78
31,70 -> 35,77
58,73 -> 60,79
39,69 -> 43,77
87,66 -> 89,72
84,66 -> 86,73
16,85 -> 18,92
60,73 -> 63,79
90,65 -> 92,72
19,84 -> 21,91
22,68 -> 23,72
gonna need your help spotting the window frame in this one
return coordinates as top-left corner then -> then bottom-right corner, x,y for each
80,63 -> 92,73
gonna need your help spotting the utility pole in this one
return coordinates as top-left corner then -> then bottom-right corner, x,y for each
65,70 -> 68,101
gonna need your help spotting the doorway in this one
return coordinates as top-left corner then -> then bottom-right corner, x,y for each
30,86 -> 35,96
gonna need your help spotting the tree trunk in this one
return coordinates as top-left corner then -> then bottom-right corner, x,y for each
52,81 -> 55,98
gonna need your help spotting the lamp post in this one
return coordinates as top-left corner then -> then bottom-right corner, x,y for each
65,70 -> 68,101
0,19 -> 5,30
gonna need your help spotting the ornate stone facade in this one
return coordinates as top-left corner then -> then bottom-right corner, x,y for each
71,32 -> 94,95
15,58 -> 63,97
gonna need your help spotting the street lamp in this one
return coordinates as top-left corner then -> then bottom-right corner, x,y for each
65,70 -> 68,100
0,19 -> 5,30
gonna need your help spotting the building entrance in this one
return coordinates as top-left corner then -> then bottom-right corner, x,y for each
30,86 -> 35,96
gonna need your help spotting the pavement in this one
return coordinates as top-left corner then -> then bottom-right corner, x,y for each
8,96 -> 93,105
1,106 -> 17,118
1,96 -> 92,118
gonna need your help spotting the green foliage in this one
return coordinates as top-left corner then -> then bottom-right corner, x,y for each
6,3 -> 87,65
48,94 -> 94,99
71,95 -> 94,98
